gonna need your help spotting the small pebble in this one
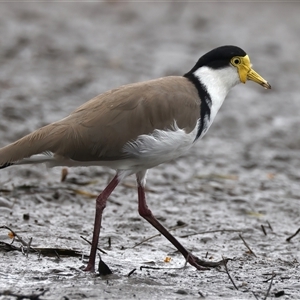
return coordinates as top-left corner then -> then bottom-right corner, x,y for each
23,213 -> 30,220
175,289 -> 188,295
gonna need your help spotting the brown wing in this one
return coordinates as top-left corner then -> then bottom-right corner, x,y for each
0,76 -> 200,164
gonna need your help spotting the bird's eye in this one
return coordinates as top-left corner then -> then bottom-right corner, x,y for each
232,57 -> 241,65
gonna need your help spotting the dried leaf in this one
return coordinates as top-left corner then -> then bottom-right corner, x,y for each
98,259 -> 113,276
8,231 -> 15,239
73,189 -> 98,198
164,256 -> 171,263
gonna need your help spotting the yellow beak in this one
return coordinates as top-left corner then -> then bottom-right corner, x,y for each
237,55 -> 271,89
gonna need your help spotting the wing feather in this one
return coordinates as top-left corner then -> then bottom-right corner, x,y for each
0,76 -> 200,165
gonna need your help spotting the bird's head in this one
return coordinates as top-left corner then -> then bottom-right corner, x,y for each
185,45 -> 271,89
229,52 -> 271,89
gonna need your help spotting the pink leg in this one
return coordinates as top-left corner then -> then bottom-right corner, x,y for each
84,175 -> 119,272
137,182 -> 211,270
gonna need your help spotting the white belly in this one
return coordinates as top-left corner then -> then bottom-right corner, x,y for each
121,120 -> 200,171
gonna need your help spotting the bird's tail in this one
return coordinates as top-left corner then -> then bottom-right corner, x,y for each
0,123 -> 66,169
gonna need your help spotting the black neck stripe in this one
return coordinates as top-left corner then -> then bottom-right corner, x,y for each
184,73 -> 211,140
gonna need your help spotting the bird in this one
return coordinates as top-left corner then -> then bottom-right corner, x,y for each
0,45 -> 271,272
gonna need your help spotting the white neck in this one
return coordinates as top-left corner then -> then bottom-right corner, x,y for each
193,66 -> 240,124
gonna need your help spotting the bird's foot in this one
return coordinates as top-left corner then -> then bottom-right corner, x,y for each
83,263 -> 95,272
187,253 -> 230,270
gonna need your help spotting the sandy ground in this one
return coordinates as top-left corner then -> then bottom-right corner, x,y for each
0,2 -> 299,300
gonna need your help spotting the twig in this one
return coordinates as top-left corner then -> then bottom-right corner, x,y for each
180,229 -> 245,238
140,266 -> 164,271
222,256 -> 238,290
1,225 -> 29,247
239,234 -> 257,257
267,221 -> 273,232
132,223 -> 187,248
121,181 -> 156,193
1,225 -> 38,255
139,265 -> 188,271
263,272 -> 275,300
26,237 -> 33,258
286,228 -> 300,242
133,228 -> 245,249
54,250 -> 61,260
263,272 -> 276,283
0,241 -> 83,257
198,291 -> 205,298
127,268 -> 137,277
252,291 -> 259,300
261,225 -> 267,236
80,235 -> 107,254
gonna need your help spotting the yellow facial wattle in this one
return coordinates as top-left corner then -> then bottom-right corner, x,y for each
231,55 -> 271,89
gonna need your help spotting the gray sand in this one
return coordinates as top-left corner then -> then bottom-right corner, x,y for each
0,2 -> 299,299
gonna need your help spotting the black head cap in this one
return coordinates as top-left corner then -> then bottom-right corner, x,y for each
185,45 -> 247,75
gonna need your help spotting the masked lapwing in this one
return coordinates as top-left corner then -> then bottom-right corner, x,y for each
0,45 -> 271,272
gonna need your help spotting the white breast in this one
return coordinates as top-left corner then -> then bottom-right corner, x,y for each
193,66 -> 240,135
